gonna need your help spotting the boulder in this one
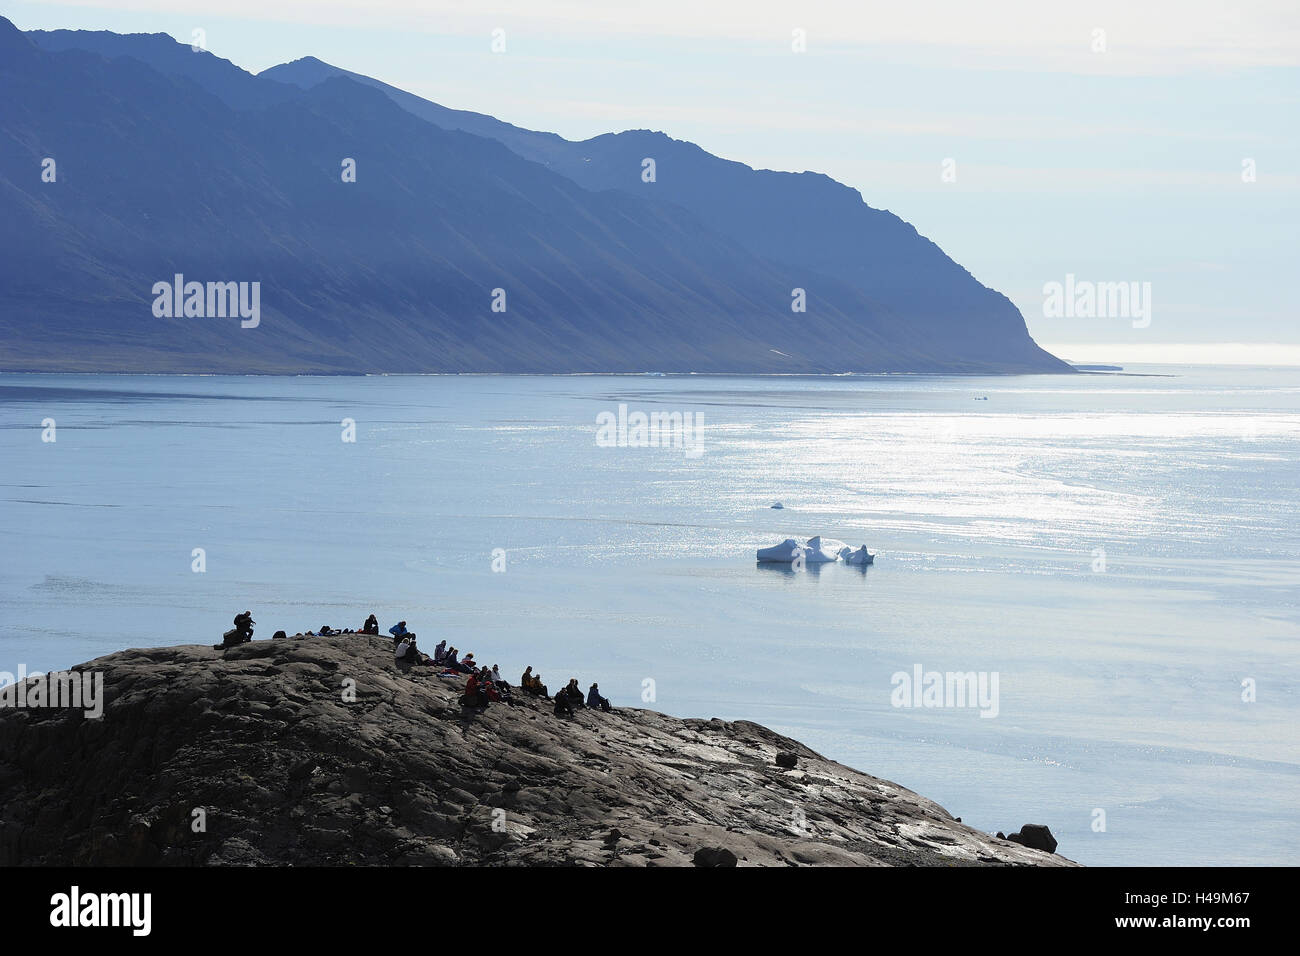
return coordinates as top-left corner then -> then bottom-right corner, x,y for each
693,847 -> 738,867
1004,824 -> 1058,854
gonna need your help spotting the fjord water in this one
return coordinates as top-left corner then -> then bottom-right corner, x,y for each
2,368 -> 1297,866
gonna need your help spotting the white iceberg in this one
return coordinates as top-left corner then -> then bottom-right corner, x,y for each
803,536 -> 845,563
756,538 -> 807,563
757,535 -> 872,565
770,502 -> 784,509
839,545 -> 875,566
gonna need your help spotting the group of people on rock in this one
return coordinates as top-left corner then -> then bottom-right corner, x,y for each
392,628 -> 482,677
218,609 -> 614,718
287,613 -> 383,638
388,628 -> 614,718
521,667 -> 610,717
461,666 -> 516,710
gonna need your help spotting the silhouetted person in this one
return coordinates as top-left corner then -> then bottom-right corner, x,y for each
564,678 -> 586,709
216,611 -> 254,649
553,688 -> 575,718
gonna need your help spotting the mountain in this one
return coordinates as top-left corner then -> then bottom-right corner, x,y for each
259,55 -> 566,162
1,20 -> 1069,374
28,27 -> 302,110
0,636 -> 1073,865
262,57 -> 1061,368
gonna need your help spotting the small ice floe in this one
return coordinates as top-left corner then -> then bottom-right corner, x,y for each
805,536 -> 846,562
840,545 -> 875,566
771,502 -> 784,509
756,538 -> 807,563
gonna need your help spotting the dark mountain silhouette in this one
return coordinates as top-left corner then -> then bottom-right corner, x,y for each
3,20 -> 1068,373
262,57 -> 1059,369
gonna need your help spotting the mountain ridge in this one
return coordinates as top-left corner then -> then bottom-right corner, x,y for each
259,54 -> 1058,367
3,19 -> 1069,374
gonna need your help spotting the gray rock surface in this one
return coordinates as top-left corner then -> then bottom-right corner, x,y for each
0,637 -> 1075,866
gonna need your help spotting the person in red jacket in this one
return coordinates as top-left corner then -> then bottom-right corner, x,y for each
481,668 -> 501,702
463,672 -> 481,707
463,671 -> 495,709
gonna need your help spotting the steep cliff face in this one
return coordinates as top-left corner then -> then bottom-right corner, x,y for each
3,21 -> 1069,375
0,637 -> 1072,866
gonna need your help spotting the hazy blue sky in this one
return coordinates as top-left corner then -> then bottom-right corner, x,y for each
7,0 -> 1298,362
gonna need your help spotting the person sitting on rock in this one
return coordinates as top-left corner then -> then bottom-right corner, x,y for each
521,669 -> 549,697
458,652 -> 477,674
489,665 -> 515,704
521,666 -> 535,691
564,678 -> 586,709
433,640 -> 447,663
587,682 -> 612,712
443,646 -> 460,670
362,614 -> 380,635
490,669 -> 515,705
389,620 -> 410,647
407,636 -> 432,665
395,637 -> 412,664
462,671 -> 480,706
462,671 -> 493,709
553,687 -> 575,718
215,611 -> 255,649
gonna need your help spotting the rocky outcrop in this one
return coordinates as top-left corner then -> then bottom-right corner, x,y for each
1004,825 -> 1059,855
0,637 -> 1074,866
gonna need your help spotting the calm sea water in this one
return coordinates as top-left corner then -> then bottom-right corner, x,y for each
2,367 -> 1297,866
